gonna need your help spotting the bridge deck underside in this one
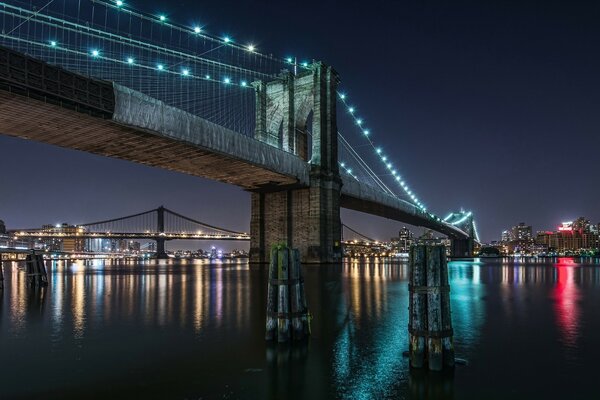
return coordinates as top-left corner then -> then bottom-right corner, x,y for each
0,90 -> 300,190
340,177 -> 469,239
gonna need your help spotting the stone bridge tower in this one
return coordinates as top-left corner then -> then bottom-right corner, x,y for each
250,62 -> 342,263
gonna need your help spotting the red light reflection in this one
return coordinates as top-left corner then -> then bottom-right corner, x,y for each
552,261 -> 580,351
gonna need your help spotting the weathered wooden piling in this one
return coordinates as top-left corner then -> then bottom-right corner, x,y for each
439,249 -> 455,368
0,263 -> 4,291
266,245 -> 310,342
26,252 -> 48,288
408,244 -> 454,371
265,248 -> 278,341
409,245 -> 427,368
277,247 -> 291,342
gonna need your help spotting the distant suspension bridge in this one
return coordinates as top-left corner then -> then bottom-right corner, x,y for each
10,206 -> 250,258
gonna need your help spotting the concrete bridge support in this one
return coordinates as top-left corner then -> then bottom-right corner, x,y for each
156,238 -> 168,259
155,206 -> 169,259
250,63 -> 342,263
450,238 -> 474,258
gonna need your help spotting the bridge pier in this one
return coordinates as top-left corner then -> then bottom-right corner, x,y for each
450,238 -> 474,258
250,170 -> 342,264
156,238 -> 168,259
250,62 -> 342,264
155,206 -> 169,259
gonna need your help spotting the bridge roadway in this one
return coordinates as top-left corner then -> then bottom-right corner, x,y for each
0,45 -> 467,240
10,232 -> 250,241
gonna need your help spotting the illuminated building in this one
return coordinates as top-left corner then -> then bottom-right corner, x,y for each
398,227 -> 413,252
342,240 -> 389,257
534,219 -> 600,255
85,238 -> 112,253
0,219 -> 8,247
390,226 -> 414,253
41,223 -> 85,252
128,241 -> 141,252
573,217 -> 591,234
501,223 -> 534,254
511,223 -> 532,241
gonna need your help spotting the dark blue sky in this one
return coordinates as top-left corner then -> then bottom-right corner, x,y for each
1,0 -> 599,248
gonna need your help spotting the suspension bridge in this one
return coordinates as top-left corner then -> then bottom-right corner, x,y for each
9,206 -> 250,258
0,0 -> 479,262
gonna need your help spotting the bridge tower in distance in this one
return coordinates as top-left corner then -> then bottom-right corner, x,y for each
156,206 -> 168,259
445,211 -> 476,258
250,63 -> 342,263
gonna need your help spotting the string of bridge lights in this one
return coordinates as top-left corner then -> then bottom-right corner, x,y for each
12,0 -> 434,216
339,162 -> 359,181
105,0 -> 309,68
9,35 -> 249,88
18,0 -> 311,88
337,93 -> 428,213
106,1 -> 432,212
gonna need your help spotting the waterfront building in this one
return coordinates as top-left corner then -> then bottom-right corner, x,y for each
501,223 -> 534,254
573,217 -> 591,234
0,219 -> 9,247
0,235 -> 8,247
39,223 -> 85,252
533,220 -> 600,255
501,230 -> 512,243
342,240 -> 388,257
390,227 -> 414,253
398,227 -> 413,252
85,238 -> 112,253
511,223 -> 532,241
128,241 -> 141,252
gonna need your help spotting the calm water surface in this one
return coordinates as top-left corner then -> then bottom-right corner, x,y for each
1,257 -> 600,399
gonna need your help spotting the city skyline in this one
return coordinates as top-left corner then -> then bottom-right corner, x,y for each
1,0 -> 600,246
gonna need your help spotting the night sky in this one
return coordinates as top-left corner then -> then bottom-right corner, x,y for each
1,0 -> 599,249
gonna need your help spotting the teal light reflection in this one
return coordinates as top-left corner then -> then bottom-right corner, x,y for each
333,262 -> 409,399
448,261 -> 486,346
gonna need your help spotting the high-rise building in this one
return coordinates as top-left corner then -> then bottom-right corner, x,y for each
501,230 -> 513,243
539,219 -> 600,254
0,219 -> 8,247
41,223 -> 85,252
511,223 -> 532,241
85,238 -> 112,253
500,223 -> 534,254
573,217 -> 591,234
398,227 -> 413,252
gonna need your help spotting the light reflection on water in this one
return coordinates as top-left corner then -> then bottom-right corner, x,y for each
1,257 -> 600,399
333,262 -> 410,399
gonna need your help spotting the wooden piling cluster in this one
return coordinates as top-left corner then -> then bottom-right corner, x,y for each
409,245 -> 454,371
265,246 -> 310,342
26,253 -> 48,287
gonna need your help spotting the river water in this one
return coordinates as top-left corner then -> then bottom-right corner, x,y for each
1,257 -> 599,399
